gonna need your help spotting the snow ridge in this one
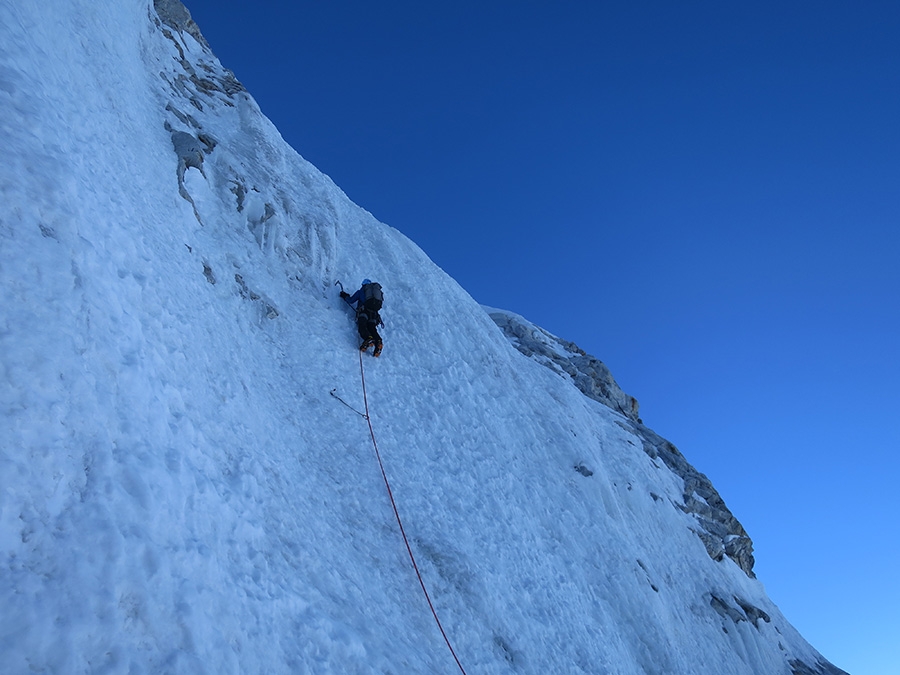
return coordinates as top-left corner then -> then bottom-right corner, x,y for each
486,308 -> 757,579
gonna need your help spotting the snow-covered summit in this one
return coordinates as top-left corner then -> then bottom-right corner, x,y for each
0,1 -> 846,673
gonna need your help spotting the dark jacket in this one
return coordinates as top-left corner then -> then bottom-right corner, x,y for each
345,287 -> 383,326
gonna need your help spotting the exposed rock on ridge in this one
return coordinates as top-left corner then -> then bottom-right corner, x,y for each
486,307 -> 756,578
790,659 -> 853,675
150,0 -> 294,266
486,307 -> 641,421
153,0 -> 210,50
636,424 -> 756,577
152,0 -> 245,113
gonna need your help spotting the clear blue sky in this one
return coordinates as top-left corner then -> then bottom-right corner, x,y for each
184,2 -> 899,672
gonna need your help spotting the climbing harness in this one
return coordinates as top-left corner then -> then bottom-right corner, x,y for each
356,350 -> 468,675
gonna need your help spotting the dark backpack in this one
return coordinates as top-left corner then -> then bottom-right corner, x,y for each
362,282 -> 383,311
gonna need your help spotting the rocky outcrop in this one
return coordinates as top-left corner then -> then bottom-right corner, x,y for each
709,593 -> 771,627
153,0 -> 210,49
636,424 -> 756,577
790,658 -> 851,675
486,307 -> 640,422
169,128 -> 206,220
152,0 -> 245,110
487,306 -> 756,578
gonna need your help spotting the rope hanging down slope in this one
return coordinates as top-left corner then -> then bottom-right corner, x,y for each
356,350 -> 468,675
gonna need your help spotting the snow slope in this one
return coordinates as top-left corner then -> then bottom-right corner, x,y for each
0,1 -> 846,673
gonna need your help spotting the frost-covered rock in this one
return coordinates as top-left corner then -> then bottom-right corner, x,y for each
486,307 -> 640,421
486,307 -> 757,578
153,0 -> 210,50
639,424 -> 757,577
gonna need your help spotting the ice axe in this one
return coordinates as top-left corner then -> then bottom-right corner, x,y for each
335,280 -> 354,307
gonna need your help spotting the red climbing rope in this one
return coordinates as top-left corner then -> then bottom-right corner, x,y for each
358,351 -> 468,675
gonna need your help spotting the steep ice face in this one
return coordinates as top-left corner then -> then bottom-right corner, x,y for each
0,2 -> 845,674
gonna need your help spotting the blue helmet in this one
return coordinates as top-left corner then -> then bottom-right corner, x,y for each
362,278 -> 371,286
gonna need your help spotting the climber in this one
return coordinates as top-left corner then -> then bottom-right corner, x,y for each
341,279 -> 384,357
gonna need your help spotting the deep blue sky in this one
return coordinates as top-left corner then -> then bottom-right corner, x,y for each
184,2 -> 899,672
